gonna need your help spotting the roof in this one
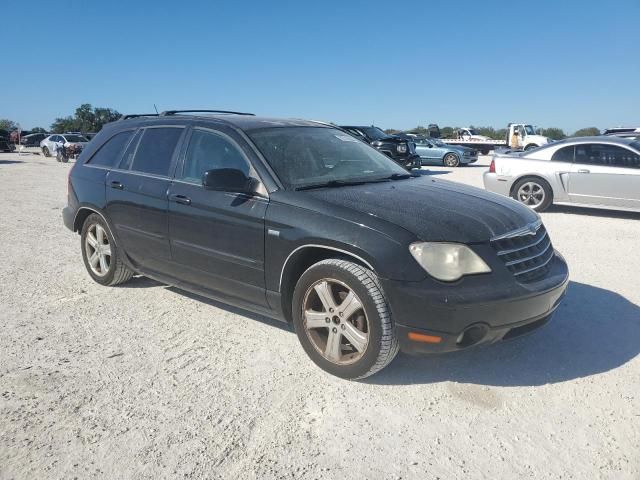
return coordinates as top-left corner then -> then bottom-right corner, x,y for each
116,113 -> 329,131
550,136 -> 638,146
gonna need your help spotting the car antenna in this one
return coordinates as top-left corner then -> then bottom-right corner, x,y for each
153,104 -> 159,114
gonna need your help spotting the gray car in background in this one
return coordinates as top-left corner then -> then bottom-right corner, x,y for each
414,137 -> 478,167
483,136 -> 640,213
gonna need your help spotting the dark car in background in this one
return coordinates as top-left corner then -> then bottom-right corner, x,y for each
339,125 -> 421,169
63,110 -> 569,379
20,133 -> 48,147
0,129 -> 12,152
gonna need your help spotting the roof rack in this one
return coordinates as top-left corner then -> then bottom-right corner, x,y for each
121,114 -> 160,120
159,109 -> 255,116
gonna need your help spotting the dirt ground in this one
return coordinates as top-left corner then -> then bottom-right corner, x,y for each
1,152 -> 638,479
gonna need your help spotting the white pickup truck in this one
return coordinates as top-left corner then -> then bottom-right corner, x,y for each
431,123 -> 552,154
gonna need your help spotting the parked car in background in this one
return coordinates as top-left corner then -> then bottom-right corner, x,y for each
413,136 -> 478,167
484,136 -> 640,212
604,127 -> 640,141
339,125 -> 422,169
40,134 -> 89,157
431,123 -> 552,154
63,110 -> 568,379
20,133 -> 48,147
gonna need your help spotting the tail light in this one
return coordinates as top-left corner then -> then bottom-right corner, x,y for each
489,159 -> 496,173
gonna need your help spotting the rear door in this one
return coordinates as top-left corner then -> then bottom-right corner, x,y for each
167,126 -> 269,307
105,126 -> 186,274
567,143 -> 640,209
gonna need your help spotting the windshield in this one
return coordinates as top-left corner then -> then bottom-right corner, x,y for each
524,125 -> 535,135
64,135 -> 88,142
361,127 -> 386,141
429,138 -> 445,146
248,127 -> 409,189
467,129 -> 478,135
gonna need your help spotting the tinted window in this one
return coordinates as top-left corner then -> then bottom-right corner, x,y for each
87,131 -> 134,167
119,130 -> 142,170
551,146 -> 574,162
130,127 -> 183,176
575,144 -> 640,169
180,129 -> 250,182
64,135 -> 88,142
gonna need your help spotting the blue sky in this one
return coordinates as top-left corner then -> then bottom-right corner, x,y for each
1,0 -> 638,132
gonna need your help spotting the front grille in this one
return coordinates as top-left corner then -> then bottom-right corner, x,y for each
491,222 -> 554,282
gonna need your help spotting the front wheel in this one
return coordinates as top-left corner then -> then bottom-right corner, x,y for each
42,146 -> 50,157
512,177 -> 553,212
292,259 -> 399,380
443,153 -> 460,167
81,214 -> 134,286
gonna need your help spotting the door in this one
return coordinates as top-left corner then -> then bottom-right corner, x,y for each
167,126 -> 268,307
105,126 -> 185,273
567,143 -> 640,209
415,139 -> 437,163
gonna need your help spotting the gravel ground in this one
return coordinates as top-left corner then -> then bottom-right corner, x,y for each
1,152 -> 638,479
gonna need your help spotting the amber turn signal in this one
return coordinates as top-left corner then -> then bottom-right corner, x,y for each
408,332 -> 442,344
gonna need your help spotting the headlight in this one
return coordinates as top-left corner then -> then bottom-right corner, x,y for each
397,143 -> 407,153
409,242 -> 491,281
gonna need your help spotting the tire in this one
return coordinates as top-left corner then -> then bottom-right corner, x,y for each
524,144 -> 537,151
56,151 -> 63,162
292,259 -> 399,380
42,146 -> 50,157
511,176 -> 553,212
481,148 -> 490,155
80,213 -> 134,286
443,153 -> 460,167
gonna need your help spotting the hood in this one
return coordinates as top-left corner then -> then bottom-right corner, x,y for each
304,177 -> 538,243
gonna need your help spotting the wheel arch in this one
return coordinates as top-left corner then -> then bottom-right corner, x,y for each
73,206 -> 118,246
279,245 -> 375,323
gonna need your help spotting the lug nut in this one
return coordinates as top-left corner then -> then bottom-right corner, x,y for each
325,317 -> 330,323
341,324 -> 346,330
332,327 -> 337,333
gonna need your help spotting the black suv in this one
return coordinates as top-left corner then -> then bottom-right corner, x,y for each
339,125 -> 421,169
63,110 -> 569,379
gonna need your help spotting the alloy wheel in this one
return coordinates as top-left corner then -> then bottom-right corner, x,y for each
84,223 -> 112,276
302,279 -> 369,365
517,181 -> 545,207
444,154 -> 459,167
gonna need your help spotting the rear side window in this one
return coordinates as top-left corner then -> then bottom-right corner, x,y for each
130,127 -> 183,176
575,144 -> 640,168
87,131 -> 134,167
551,145 -> 574,162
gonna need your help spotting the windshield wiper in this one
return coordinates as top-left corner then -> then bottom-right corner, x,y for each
372,172 -> 415,181
295,179 -> 367,191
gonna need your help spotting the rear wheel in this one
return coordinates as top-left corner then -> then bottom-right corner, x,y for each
512,177 -> 553,212
524,144 -> 538,151
292,259 -> 399,380
443,153 -> 460,167
42,146 -> 50,157
81,214 -> 134,286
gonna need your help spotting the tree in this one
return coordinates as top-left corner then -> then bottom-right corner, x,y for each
0,119 -> 18,131
539,127 -> 566,140
31,127 -> 47,133
573,127 -> 600,137
384,128 -> 400,135
439,126 -> 455,139
407,125 -> 429,135
50,104 -> 122,133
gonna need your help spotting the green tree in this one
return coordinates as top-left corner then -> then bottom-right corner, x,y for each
573,127 -> 600,137
439,126 -> 455,138
0,119 -> 18,131
407,125 -> 429,135
384,128 -> 400,135
540,127 -> 566,140
31,127 -> 47,133
50,104 -> 122,133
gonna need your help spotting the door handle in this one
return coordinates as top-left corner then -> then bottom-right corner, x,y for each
576,169 -> 590,174
169,194 -> 192,205
110,180 -> 124,189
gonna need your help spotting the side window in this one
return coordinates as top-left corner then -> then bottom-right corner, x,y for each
119,130 -> 143,170
87,131 -> 134,167
575,144 -> 640,168
180,129 -> 251,183
551,146 -> 574,162
130,127 -> 183,176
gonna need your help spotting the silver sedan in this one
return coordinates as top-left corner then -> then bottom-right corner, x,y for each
483,136 -> 640,212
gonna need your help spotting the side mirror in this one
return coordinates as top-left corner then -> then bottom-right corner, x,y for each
202,168 -> 258,194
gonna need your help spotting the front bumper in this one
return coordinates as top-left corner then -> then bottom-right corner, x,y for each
382,252 -> 569,354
